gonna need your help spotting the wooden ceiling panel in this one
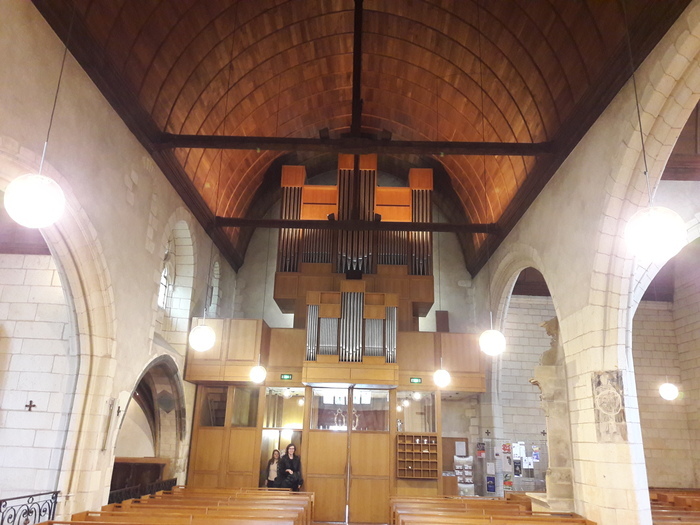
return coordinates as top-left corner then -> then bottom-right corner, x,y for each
32,0 -> 692,272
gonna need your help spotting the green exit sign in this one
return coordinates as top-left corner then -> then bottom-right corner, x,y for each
280,374 -> 293,380
410,377 -> 422,384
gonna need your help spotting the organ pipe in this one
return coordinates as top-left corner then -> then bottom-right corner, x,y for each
306,304 -> 319,360
385,306 -> 397,363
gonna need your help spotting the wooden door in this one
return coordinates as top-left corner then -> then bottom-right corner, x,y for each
304,430 -> 348,522
349,432 -> 391,523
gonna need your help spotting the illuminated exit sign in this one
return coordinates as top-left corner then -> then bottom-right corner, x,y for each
410,377 -> 422,384
280,374 -> 293,380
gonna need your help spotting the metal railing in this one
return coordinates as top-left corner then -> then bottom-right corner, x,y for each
0,491 -> 58,525
108,478 -> 177,504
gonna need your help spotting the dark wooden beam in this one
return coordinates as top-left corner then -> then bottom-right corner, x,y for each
216,216 -> 500,234
350,0 -> 364,136
155,133 -> 554,156
662,154 -> 700,181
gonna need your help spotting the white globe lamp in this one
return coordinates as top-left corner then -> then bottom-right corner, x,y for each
4,174 -> 65,228
480,329 -> 506,356
250,365 -> 267,383
188,324 -> 216,352
433,369 -> 451,388
659,382 -> 679,401
625,206 -> 686,263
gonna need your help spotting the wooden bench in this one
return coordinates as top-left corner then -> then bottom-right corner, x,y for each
390,495 -> 594,525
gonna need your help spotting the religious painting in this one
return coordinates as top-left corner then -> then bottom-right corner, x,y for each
591,370 -> 628,443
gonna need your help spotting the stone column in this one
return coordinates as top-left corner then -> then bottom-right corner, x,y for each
529,317 -> 574,512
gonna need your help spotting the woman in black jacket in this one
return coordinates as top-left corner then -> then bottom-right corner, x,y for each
277,443 -> 303,491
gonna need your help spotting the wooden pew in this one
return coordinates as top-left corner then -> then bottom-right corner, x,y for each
390,495 -> 594,525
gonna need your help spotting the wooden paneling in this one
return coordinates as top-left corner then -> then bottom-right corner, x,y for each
306,431 -> 347,475
269,328 -> 305,367
226,319 -> 260,361
224,473 -> 255,488
441,333 -> 482,373
351,433 -> 391,476
305,476 -> 346,522
227,428 -> 257,472
409,169 -> 434,190
192,428 -> 225,472
350,478 -> 390,523
395,478 -> 439,496
397,332 -> 435,370
281,165 -> 306,187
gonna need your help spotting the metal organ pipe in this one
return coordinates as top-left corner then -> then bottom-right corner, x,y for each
306,304 -> 319,360
278,186 -> 302,272
385,306 -> 397,363
319,317 -> 339,355
340,292 -> 364,362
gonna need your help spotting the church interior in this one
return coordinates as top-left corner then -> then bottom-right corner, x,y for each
2,1 -> 700,524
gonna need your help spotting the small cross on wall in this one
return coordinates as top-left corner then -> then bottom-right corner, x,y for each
485,429 -> 491,436
541,430 -> 547,437
25,400 -> 37,412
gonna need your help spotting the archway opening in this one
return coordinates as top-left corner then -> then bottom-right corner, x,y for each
110,358 -> 186,501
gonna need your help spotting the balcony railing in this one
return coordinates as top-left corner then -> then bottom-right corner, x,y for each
0,491 -> 58,525
108,478 -> 177,504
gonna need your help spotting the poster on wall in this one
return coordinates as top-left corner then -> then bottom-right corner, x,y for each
513,459 -> 522,477
503,473 -> 513,491
502,443 -> 511,454
532,445 -> 540,462
502,453 -> 513,471
486,462 -> 495,475
476,442 -> 486,458
523,456 -> 534,469
486,476 -> 496,493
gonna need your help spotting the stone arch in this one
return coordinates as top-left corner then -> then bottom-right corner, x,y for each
0,140 -> 117,514
155,211 -> 197,355
114,355 -> 187,481
595,1 -> 700,327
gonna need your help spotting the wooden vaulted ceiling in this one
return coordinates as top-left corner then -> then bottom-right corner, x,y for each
33,0 -> 691,273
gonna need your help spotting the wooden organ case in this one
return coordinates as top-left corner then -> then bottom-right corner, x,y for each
186,154 -> 486,523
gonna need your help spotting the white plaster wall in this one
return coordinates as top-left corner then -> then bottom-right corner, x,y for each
421,213 -> 475,333
234,225 -> 293,328
632,301 -> 693,487
114,401 -> 155,458
501,296 -> 553,442
0,2 -> 235,512
0,254 -> 72,499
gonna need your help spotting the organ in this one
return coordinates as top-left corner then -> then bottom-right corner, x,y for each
185,154 -> 486,523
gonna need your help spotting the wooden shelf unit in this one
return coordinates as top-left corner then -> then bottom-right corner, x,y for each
396,433 -> 439,479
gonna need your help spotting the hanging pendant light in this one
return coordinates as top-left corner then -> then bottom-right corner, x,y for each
189,323 -> 216,352
479,328 -> 506,356
433,368 -> 451,388
5,10 -> 73,229
250,364 -> 267,383
625,206 -> 686,263
620,4 -> 686,264
475,3 -> 506,359
659,382 -> 679,401
5,174 -> 66,228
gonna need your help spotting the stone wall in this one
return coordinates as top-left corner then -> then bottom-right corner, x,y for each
501,295 -> 554,442
632,301 -> 693,487
0,254 -> 72,499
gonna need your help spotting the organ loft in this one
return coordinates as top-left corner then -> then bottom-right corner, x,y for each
185,154 -> 486,523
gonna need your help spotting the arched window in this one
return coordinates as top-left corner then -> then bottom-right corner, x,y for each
157,266 -> 169,308
157,237 -> 176,309
208,261 -> 221,317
